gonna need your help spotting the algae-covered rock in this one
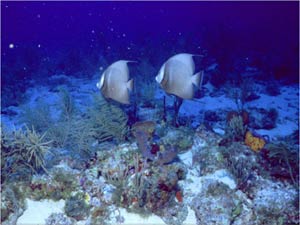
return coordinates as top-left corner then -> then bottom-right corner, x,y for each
159,127 -> 194,153
190,179 -> 254,225
45,213 -> 76,225
252,178 -> 299,225
64,192 -> 91,220
1,185 -> 26,225
26,164 -> 80,201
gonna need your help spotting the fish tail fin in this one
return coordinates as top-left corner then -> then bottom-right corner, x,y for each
127,79 -> 134,92
191,71 -> 204,89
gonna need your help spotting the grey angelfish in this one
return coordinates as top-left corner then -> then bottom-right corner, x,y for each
97,60 -> 134,104
155,53 -> 204,99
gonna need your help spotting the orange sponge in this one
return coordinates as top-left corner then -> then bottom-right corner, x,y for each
245,131 -> 266,152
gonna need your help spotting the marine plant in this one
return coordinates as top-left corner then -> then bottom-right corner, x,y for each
260,141 -> 299,188
20,98 -> 53,134
46,86 -> 77,148
19,87 -> 129,158
86,94 -> 129,143
222,114 -> 247,144
227,77 -> 254,113
1,126 -> 52,182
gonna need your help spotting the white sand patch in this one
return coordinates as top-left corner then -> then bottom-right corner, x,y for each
119,207 -> 197,225
248,85 -> 299,139
204,169 -> 237,189
17,199 -> 65,225
178,150 -> 193,166
119,208 -> 165,224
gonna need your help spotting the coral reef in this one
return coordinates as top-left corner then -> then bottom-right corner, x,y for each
1,113 -> 298,225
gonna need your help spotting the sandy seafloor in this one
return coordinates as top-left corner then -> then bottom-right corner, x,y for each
1,73 -> 299,225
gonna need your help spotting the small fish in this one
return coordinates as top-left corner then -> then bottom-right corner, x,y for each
156,53 -> 204,99
97,60 -> 134,104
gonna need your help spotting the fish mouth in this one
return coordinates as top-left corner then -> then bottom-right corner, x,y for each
96,82 -> 101,89
155,75 -> 160,83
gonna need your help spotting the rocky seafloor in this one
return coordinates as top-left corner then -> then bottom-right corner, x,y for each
1,71 -> 299,225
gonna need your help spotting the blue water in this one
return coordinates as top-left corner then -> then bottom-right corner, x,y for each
2,1 -> 299,82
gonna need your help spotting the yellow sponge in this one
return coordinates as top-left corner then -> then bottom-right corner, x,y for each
245,131 -> 266,152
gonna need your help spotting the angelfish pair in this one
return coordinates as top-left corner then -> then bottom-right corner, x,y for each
96,53 -> 204,104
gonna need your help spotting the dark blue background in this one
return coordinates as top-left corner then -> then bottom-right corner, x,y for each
1,1 -> 299,81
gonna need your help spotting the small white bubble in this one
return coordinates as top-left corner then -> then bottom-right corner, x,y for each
127,47 -> 131,50
23,67 -> 27,70
178,32 -> 182,36
37,14 -> 41,18
99,67 -> 103,71
110,27 -> 114,32
107,46 -> 111,50
9,43 -> 14,49
37,44 -> 41,48
91,30 -> 95,34
122,33 -> 126,37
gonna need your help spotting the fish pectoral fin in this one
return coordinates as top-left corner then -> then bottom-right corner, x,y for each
126,79 -> 134,92
191,71 -> 204,89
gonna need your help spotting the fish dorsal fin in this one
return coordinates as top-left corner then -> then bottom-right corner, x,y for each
169,53 -> 195,74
